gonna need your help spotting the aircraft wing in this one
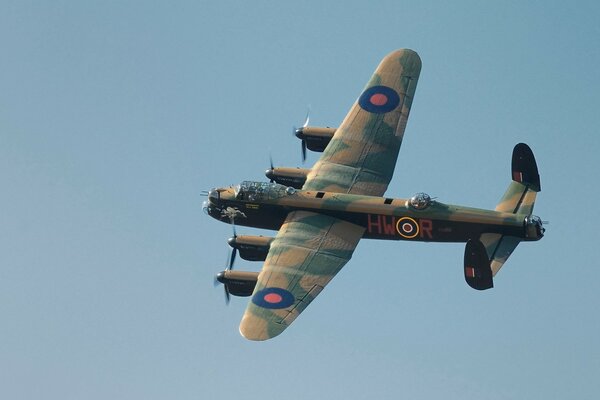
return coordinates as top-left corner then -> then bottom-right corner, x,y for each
239,210 -> 364,341
302,49 -> 422,196
240,50 -> 421,340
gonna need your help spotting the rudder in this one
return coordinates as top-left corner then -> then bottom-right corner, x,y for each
496,143 -> 541,215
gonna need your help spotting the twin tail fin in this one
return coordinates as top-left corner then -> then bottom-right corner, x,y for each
464,143 -> 542,290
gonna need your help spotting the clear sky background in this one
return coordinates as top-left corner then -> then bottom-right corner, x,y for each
1,1 -> 599,399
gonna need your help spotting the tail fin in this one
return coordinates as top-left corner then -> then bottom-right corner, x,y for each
495,143 -> 541,215
472,144 -> 542,286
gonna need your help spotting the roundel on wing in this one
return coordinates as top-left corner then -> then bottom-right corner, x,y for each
358,85 -> 400,114
252,287 -> 295,309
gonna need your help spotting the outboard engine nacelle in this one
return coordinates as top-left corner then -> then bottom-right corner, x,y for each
216,270 -> 259,297
265,167 -> 309,189
295,126 -> 336,152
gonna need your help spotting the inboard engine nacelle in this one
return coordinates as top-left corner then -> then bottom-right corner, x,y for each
228,235 -> 274,262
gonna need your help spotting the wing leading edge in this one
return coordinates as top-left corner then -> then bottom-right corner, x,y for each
303,49 -> 422,196
239,211 -> 364,341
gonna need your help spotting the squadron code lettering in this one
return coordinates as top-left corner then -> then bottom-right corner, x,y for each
367,214 -> 433,239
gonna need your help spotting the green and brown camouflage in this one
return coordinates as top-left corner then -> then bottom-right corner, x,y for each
239,211 -> 364,340
303,49 -> 421,196
205,49 -> 544,340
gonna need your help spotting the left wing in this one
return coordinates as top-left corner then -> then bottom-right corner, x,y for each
302,49 -> 421,196
239,211 -> 364,341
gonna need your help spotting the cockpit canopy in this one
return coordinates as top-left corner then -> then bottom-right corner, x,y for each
234,181 -> 295,202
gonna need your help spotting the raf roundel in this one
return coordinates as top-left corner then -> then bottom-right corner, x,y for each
358,85 -> 401,114
396,216 -> 419,239
252,287 -> 295,309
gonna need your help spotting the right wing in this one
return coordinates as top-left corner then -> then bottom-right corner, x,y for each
239,211 -> 364,341
302,49 -> 421,196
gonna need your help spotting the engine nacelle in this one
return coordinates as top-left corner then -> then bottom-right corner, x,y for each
265,167 -> 309,189
295,126 -> 336,152
216,270 -> 258,297
228,235 -> 274,261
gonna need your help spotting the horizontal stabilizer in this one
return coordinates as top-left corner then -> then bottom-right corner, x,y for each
464,239 -> 493,290
479,233 -> 521,276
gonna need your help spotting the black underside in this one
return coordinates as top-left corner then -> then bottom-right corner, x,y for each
211,201 -> 523,243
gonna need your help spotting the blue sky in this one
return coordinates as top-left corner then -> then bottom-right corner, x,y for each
1,1 -> 599,399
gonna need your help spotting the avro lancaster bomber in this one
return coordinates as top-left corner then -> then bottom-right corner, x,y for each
204,49 -> 544,341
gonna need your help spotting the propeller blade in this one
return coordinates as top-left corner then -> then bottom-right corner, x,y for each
215,244 -> 237,305
267,154 -> 275,182
229,248 -> 237,270
301,140 -> 307,163
214,270 -> 230,305
301,108 -> 311,163
293,125 -> 307,163
224,285 -> 230,304
302,107 -> 311,128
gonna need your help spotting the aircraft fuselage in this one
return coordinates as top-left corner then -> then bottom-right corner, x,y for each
204,182 -> 542,243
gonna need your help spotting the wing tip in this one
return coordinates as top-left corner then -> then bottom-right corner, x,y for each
239,326 -> 269,341
386,48 -> 422,69
239,313 -> 286,341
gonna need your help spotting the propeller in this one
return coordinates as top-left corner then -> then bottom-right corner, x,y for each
214,219 -> 239,305
214,247 -> 235,305
228,216 -> 238,269
229,238 -> 237,270
293,108 -> 311,163
266,154 -> 275,183
214,271 -> 230,304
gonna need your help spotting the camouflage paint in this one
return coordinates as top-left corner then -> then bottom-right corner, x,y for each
205,50 -> 544,341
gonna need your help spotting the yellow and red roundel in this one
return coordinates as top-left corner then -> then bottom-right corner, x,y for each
252,287 -> 295,309
358,85 -> 401,114
396,217 -> 419,239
